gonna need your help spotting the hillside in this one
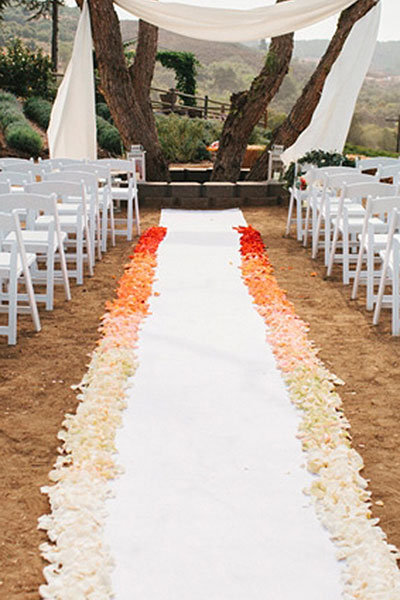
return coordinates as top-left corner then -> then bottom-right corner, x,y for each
0,7 -> 399,153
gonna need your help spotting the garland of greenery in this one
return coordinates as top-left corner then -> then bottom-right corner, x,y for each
283,149 -> 356,188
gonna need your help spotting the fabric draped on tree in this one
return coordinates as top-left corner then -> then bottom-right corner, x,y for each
48,0 -> 96,160
47,0 -> 381,166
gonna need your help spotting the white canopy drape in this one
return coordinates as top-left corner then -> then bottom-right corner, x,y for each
48,0 -> 96,160
48,0 -> 380,169
115,0 -> 356,43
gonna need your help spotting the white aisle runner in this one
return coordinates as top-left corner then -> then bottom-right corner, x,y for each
104,209 -> 343,599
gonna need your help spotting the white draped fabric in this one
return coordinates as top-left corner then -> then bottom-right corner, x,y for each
281,2 -> 381,165
48,0 -> 96,160
115,0 -> 355,43
47,0 -> 380,171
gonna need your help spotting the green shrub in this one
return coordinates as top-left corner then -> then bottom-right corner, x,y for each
344,143 -> 399,159
155,113 -> 223,162
96,102 -> 112,122
96,116 -> 122,155
5,123 -> 43,156
0,39 -> 55,99
0,90 -> 43,156
24,96 -> 52,130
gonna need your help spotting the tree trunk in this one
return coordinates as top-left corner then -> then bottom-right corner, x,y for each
87,0 -> 170,180
211,0 -> 293,183
51,0 -> 58,72
248,0 -> 379,181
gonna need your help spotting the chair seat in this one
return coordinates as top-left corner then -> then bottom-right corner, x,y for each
4,230 -> 67,253
0,251 -> 36,276
332,216 -> 383,232
36,215 -> 83,232
111,186 -> 131,200
359,233 -> 389,249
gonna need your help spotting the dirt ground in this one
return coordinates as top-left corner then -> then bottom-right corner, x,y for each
0,205 -> 399,597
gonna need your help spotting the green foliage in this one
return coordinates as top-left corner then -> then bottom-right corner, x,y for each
0,39 -> 55,99
0,91 -> 43,156
23,96 -> 52,129
157,51 -> 200,106
96,102 -> 112,123
283,149 -> 355,188
344,143 -> 399,159
96,116 -> 122,156
155,113 -> 223,162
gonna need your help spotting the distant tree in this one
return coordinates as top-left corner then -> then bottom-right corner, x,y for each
248,0 -> 379,180
20,0 -> 63,71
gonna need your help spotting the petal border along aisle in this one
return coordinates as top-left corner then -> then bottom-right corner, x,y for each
235,225 -> 400,599
38,221 -> 400,599
38,227 -> 167,599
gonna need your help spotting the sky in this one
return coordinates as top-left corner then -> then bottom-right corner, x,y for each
113,0 -> 400,41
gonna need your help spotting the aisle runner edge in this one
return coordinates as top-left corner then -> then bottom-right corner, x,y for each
235,225 -> 400,599
38,227 -> 167,599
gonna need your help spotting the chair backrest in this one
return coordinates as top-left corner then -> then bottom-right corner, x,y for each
0,171 -> 33,185
0,182 -> 10,195
91,158 -> 136,175
326,171 -> 376,191
0,158 -> 33,168
0,210 -> 27,261
308,165 -> 357,186
1,163 -> 44,177
0,192 -> 58,216
357,156 -> 400,171
378,164 -> 400,184
45,170 -> 98,193
365,195 -> 400,220
25,180 -> 85,202
343,181 -> 398,202
40,158 -> 86,170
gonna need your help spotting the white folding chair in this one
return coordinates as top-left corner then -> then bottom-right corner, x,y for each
44,171 -> 101,261
26,181 -> 93,284
373,211 -> 400,334
0,193 -> 71,310
303,166 -> 358,248
357,156 -> 400,172
311,171 -> 376,264
0,210 -> 40,345
327,181 -> 397,284
89,158 -> 140,239
0,158 -> 34,170
285,162 -> 314,241
351,196 -> 400,309
60,164 -> 115,252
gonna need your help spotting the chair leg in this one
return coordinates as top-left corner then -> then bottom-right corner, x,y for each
110,201 -> 116,246
303,201 -> 311,247
85,222 -> 94,276
285,192 -> 294,237
8,273 -> 18,345
77,230 -> 83,285
127,194 -> 133,241
366,246 -> 375,311
134,194 -> 140,236
45,252 -> 54,311
101,207 -> 108,253
392,266 -> 399,335
23,268 -> 41,332
342,224 -> 350,285
327,220 -> 340,278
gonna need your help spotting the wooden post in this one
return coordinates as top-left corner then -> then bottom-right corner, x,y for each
204,95 -> 209,119
171,88 -> 177,113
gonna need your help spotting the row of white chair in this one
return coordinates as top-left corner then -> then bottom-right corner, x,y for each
286,156 -> 400,335
0,156 -> 141,344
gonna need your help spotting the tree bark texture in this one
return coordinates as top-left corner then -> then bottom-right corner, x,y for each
51,0 -> 59,72
248,0 -> 379,180
211,24 -> 294,182
211,0 -> 293,183
87,0 -> 170,180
